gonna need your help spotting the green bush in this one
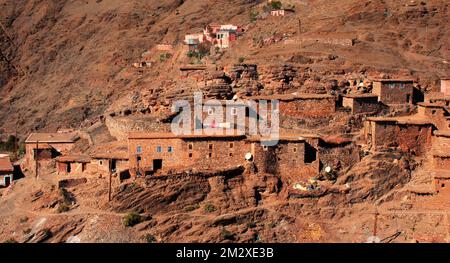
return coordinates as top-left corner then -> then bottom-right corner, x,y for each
144,234 -> 156,243
204,203 -> 217,213
123,212 -> 143,227
221,228 -> 234,240
238,57 -> 246,63
249,10 -> 259,23
57,203 -> 70,213
270,1 -> 282,10
159,53 -> 172,62
185,204 -> 200,212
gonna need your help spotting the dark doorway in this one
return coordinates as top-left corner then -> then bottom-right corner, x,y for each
4,176 -> 11,187
153,159 -> 163,171
66,163 -> 71,173
111,159 -> 117,173
304,143 -> 317,164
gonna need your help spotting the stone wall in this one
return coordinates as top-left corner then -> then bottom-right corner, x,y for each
279,97 -> 336,118
373,81 -> 414,105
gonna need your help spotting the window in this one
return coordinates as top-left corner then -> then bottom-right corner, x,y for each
189,153 -> 193,158
168,146 -> 173,153
207,107 -> 214,115
293,147 -> 297,153
209,144 -> 213,151
229,142 -> 234,149
137,146 -> 142,153
263,145 -> 268,151
432,110 -> 436,115
99,160 -> 103,166
229,153 -> 233,157
208,153 -> 212,158
156,146 -> 162,153
188,143 -> 193,151
231,107 -> 237,116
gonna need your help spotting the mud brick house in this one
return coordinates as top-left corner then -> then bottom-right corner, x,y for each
372,79 -> 414,105
128,132 -> 248,176
364,116 -> 435,155
432,131 -> 450,171
341,94 -> 380,114
417,102 -> 450,130
441,78 -> 450,95
248,93 -> 336,118
248,134 -> 320,183
0,154 -> 14,187
172,100 -> 258,134
89,141 -> 129,179
425,92 -> 450,108
184,33 -> 205,51
55,155 -> 91,176
24,132 -> 80,171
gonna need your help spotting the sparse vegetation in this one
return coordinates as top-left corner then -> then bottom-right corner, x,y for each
23,228 -> 32,235
249,10 -> 259,23
221,228 -> 234,240
159,53 -> 172,62
144,234 -> 156,243
185,204 -> 200,212
19,216 -> 29,223
123,212 -> 143,227
238,57 -> 246,63
247,221 -> 257,228
204,203 -> 217,213
57,203 -> 70,213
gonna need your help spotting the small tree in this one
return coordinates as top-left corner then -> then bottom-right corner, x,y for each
238,57 -> 246,64
249,10 -> 259,23
270,1 -> 282,10
123,212 -> 143,227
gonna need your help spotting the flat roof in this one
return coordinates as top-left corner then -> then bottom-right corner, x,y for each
128,132 -> 247,140
55,154 -> 91,163
342,93 -> 379,99
0,156 -> 13,172
416,102 -> 447,108
25,132 -> 79,144
90,141 -> 129,160
366,116 -> 434,125
371,79 -> 415,82
434,130 -> 450,138
247,93 -> 335,101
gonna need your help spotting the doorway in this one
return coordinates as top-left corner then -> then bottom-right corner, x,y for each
153,159 -> 163,171
4,176 -> 11,187
111,159 -> 117,173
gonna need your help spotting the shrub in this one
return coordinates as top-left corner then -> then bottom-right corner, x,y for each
238,57 -> 245,63
57,203 -> 70,213
159,53 -> 172,62
60,188 -> 72,205
247,221 -> 257,228
249,10 -> 259,23
270,1 -> 282,10
23,228 -> 32,235
204,203 -> 217,213
185,204 -> 199,212
221,228 -> 234,240
123,212 -> 143,227
144,234 -> 156,243
20,216 -> 29,223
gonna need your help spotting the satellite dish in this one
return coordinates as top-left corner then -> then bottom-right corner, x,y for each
245,153 -> 253,160
325,166 -> 332,173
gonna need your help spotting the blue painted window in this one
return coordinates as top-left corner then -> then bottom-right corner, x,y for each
168,146 -> 173,153
137,146 -> 142,153
156,146 -> 162,153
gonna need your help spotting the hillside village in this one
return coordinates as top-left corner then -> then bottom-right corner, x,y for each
0,0 -> 449,243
